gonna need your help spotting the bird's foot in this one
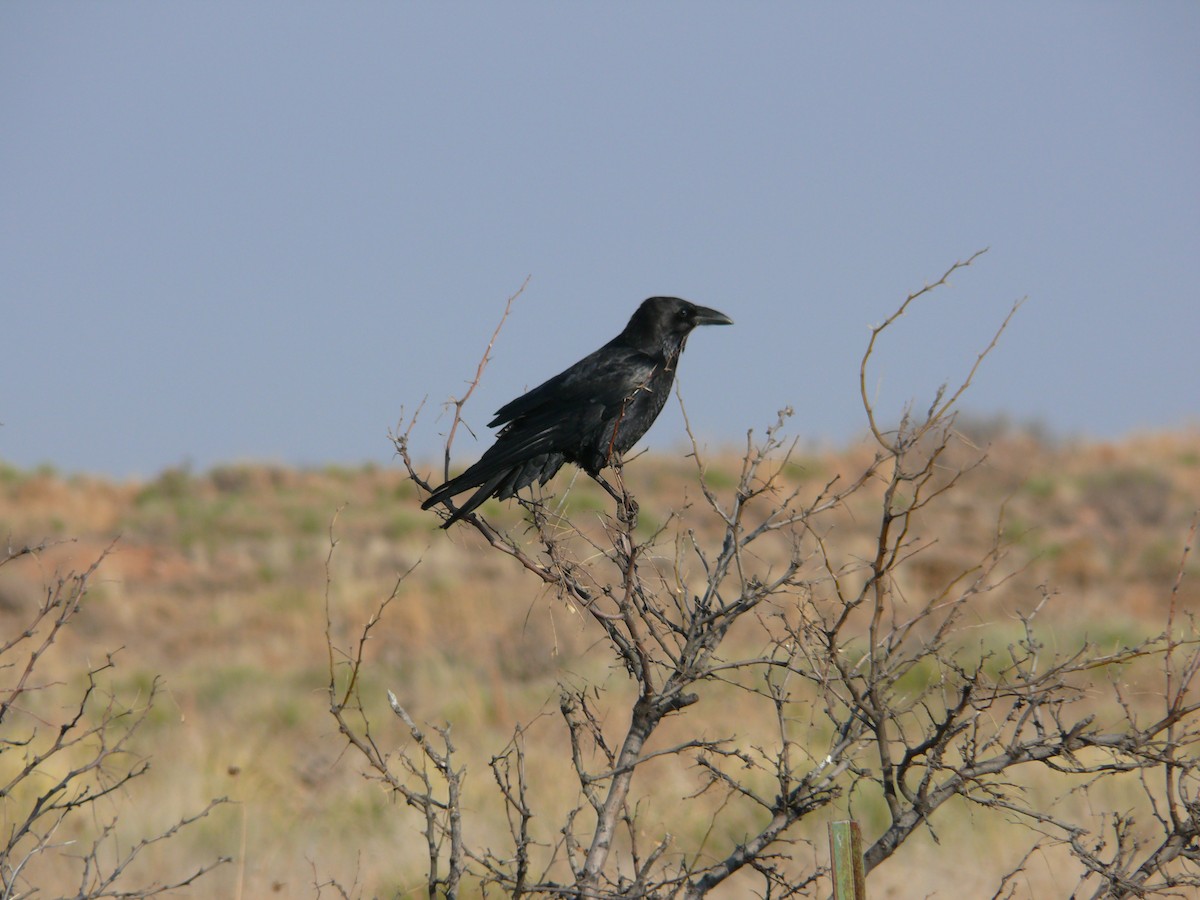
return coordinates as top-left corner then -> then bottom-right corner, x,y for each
617,495 -> 639,527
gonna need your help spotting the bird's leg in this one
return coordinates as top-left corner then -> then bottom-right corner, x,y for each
592,460 -> 638,527
593,472 -> 624,503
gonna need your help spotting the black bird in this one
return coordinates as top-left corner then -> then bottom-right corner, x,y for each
421,296 -> 733,528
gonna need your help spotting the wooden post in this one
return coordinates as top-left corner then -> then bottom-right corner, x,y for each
828,819 -> 866,900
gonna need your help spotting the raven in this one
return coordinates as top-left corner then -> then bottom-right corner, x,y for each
421,296 -> 733,528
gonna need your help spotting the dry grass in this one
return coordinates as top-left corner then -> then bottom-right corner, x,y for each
2,427 -> 1199,897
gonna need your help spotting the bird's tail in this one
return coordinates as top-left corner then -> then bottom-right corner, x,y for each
420,439 -> 565,528
421,465 -> 510,528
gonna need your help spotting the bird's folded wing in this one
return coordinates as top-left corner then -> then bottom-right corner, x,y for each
488,345 -> 659,428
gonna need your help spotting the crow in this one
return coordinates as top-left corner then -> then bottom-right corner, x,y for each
421,296 -> 733,528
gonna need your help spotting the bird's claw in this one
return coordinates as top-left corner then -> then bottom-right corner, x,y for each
617,495 -> 639,527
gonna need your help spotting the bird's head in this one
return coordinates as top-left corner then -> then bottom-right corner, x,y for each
625,296 -> 733,355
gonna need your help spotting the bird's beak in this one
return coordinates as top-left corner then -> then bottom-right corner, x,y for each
692,305 -> 733,326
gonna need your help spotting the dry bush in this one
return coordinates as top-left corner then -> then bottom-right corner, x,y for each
325,257 -> 1200,898
0,541 -> 229,899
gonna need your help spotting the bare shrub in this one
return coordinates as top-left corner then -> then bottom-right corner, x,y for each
0,541 -> 230,899
326,258 -> 1200,897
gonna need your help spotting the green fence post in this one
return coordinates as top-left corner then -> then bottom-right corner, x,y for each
828,819 -> 866,900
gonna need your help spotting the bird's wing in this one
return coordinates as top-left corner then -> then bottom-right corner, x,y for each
488,343 -> 660,429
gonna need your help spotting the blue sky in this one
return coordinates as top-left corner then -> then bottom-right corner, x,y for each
2,3 -> 1197,478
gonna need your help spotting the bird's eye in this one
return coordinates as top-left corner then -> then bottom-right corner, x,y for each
677,308 -> 691,320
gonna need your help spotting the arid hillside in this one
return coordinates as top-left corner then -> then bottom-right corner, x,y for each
2,427 -> 1198,897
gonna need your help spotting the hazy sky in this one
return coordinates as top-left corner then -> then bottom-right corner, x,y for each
3,3 -> 1197,478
